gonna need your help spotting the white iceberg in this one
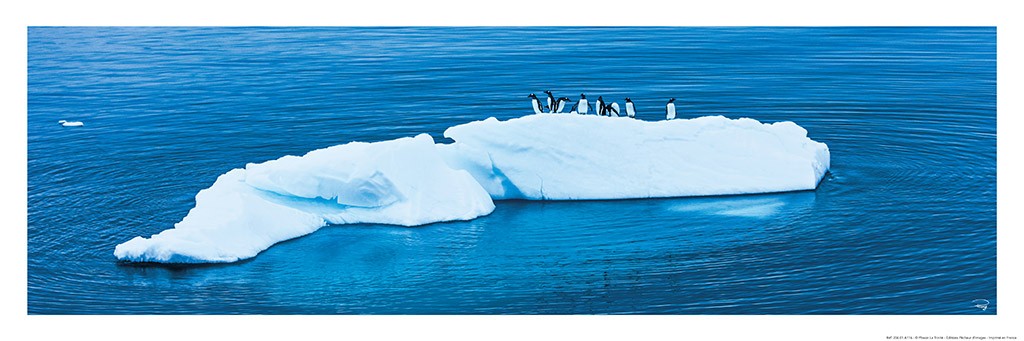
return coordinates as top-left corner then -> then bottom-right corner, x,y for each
114,114 -> 830,263
441,114 -> 830,199
113,134 -> 495,263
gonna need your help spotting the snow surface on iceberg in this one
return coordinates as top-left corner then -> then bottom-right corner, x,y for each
441,114 -> 830,199
114,134 -> 495,263
115,114 -> 830,263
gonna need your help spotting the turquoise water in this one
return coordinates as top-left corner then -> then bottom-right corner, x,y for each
27,27 -> 996,314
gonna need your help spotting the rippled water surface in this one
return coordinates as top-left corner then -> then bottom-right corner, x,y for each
27,27 -> 996,314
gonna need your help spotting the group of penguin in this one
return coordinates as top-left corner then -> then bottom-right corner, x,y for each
528,90 -> 678,120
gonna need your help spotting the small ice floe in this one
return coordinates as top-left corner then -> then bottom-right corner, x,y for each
58,120 -> 84,127
972,299 -> 989,311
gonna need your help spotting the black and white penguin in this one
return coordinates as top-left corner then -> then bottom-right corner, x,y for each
555,97 -> 571,113
529,93 -> 544,114
608,102 -> 620,117
625,98 -> 636,118
595,96 -> 606,116
543,90 -> 555,113
571,93 -> 589,114
666,98 -> 676,120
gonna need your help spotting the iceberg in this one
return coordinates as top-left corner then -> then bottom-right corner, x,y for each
440,115 -> 830,199
113,134 -> 495,263
114,114 -> 829,263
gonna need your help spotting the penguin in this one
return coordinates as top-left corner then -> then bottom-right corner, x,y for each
544,90 -> 555,113
572,93 -> 589,115
666,98 -> 676,120
529,94 -> 544,114
625,98 -> 636,118
595,96 -> 606,116
609,102 -> 620,117
555,97 -> 571,113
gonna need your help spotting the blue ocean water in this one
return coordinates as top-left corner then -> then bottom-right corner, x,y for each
27,27 -> 996,314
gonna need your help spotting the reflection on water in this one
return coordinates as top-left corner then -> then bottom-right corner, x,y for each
667,191 -> 817,219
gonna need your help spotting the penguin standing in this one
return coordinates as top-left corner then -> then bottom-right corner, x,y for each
571,93 -> 589,115
529,94 -> 544,114
625,98 -> 636,118
608,102 -> 620,117
666,98 -> 676,120
595,96 -> 606,116
555,97 -> 571,113
544,90 -> 555,113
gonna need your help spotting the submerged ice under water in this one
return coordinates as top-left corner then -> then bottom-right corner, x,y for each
28,27 -> 996,314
